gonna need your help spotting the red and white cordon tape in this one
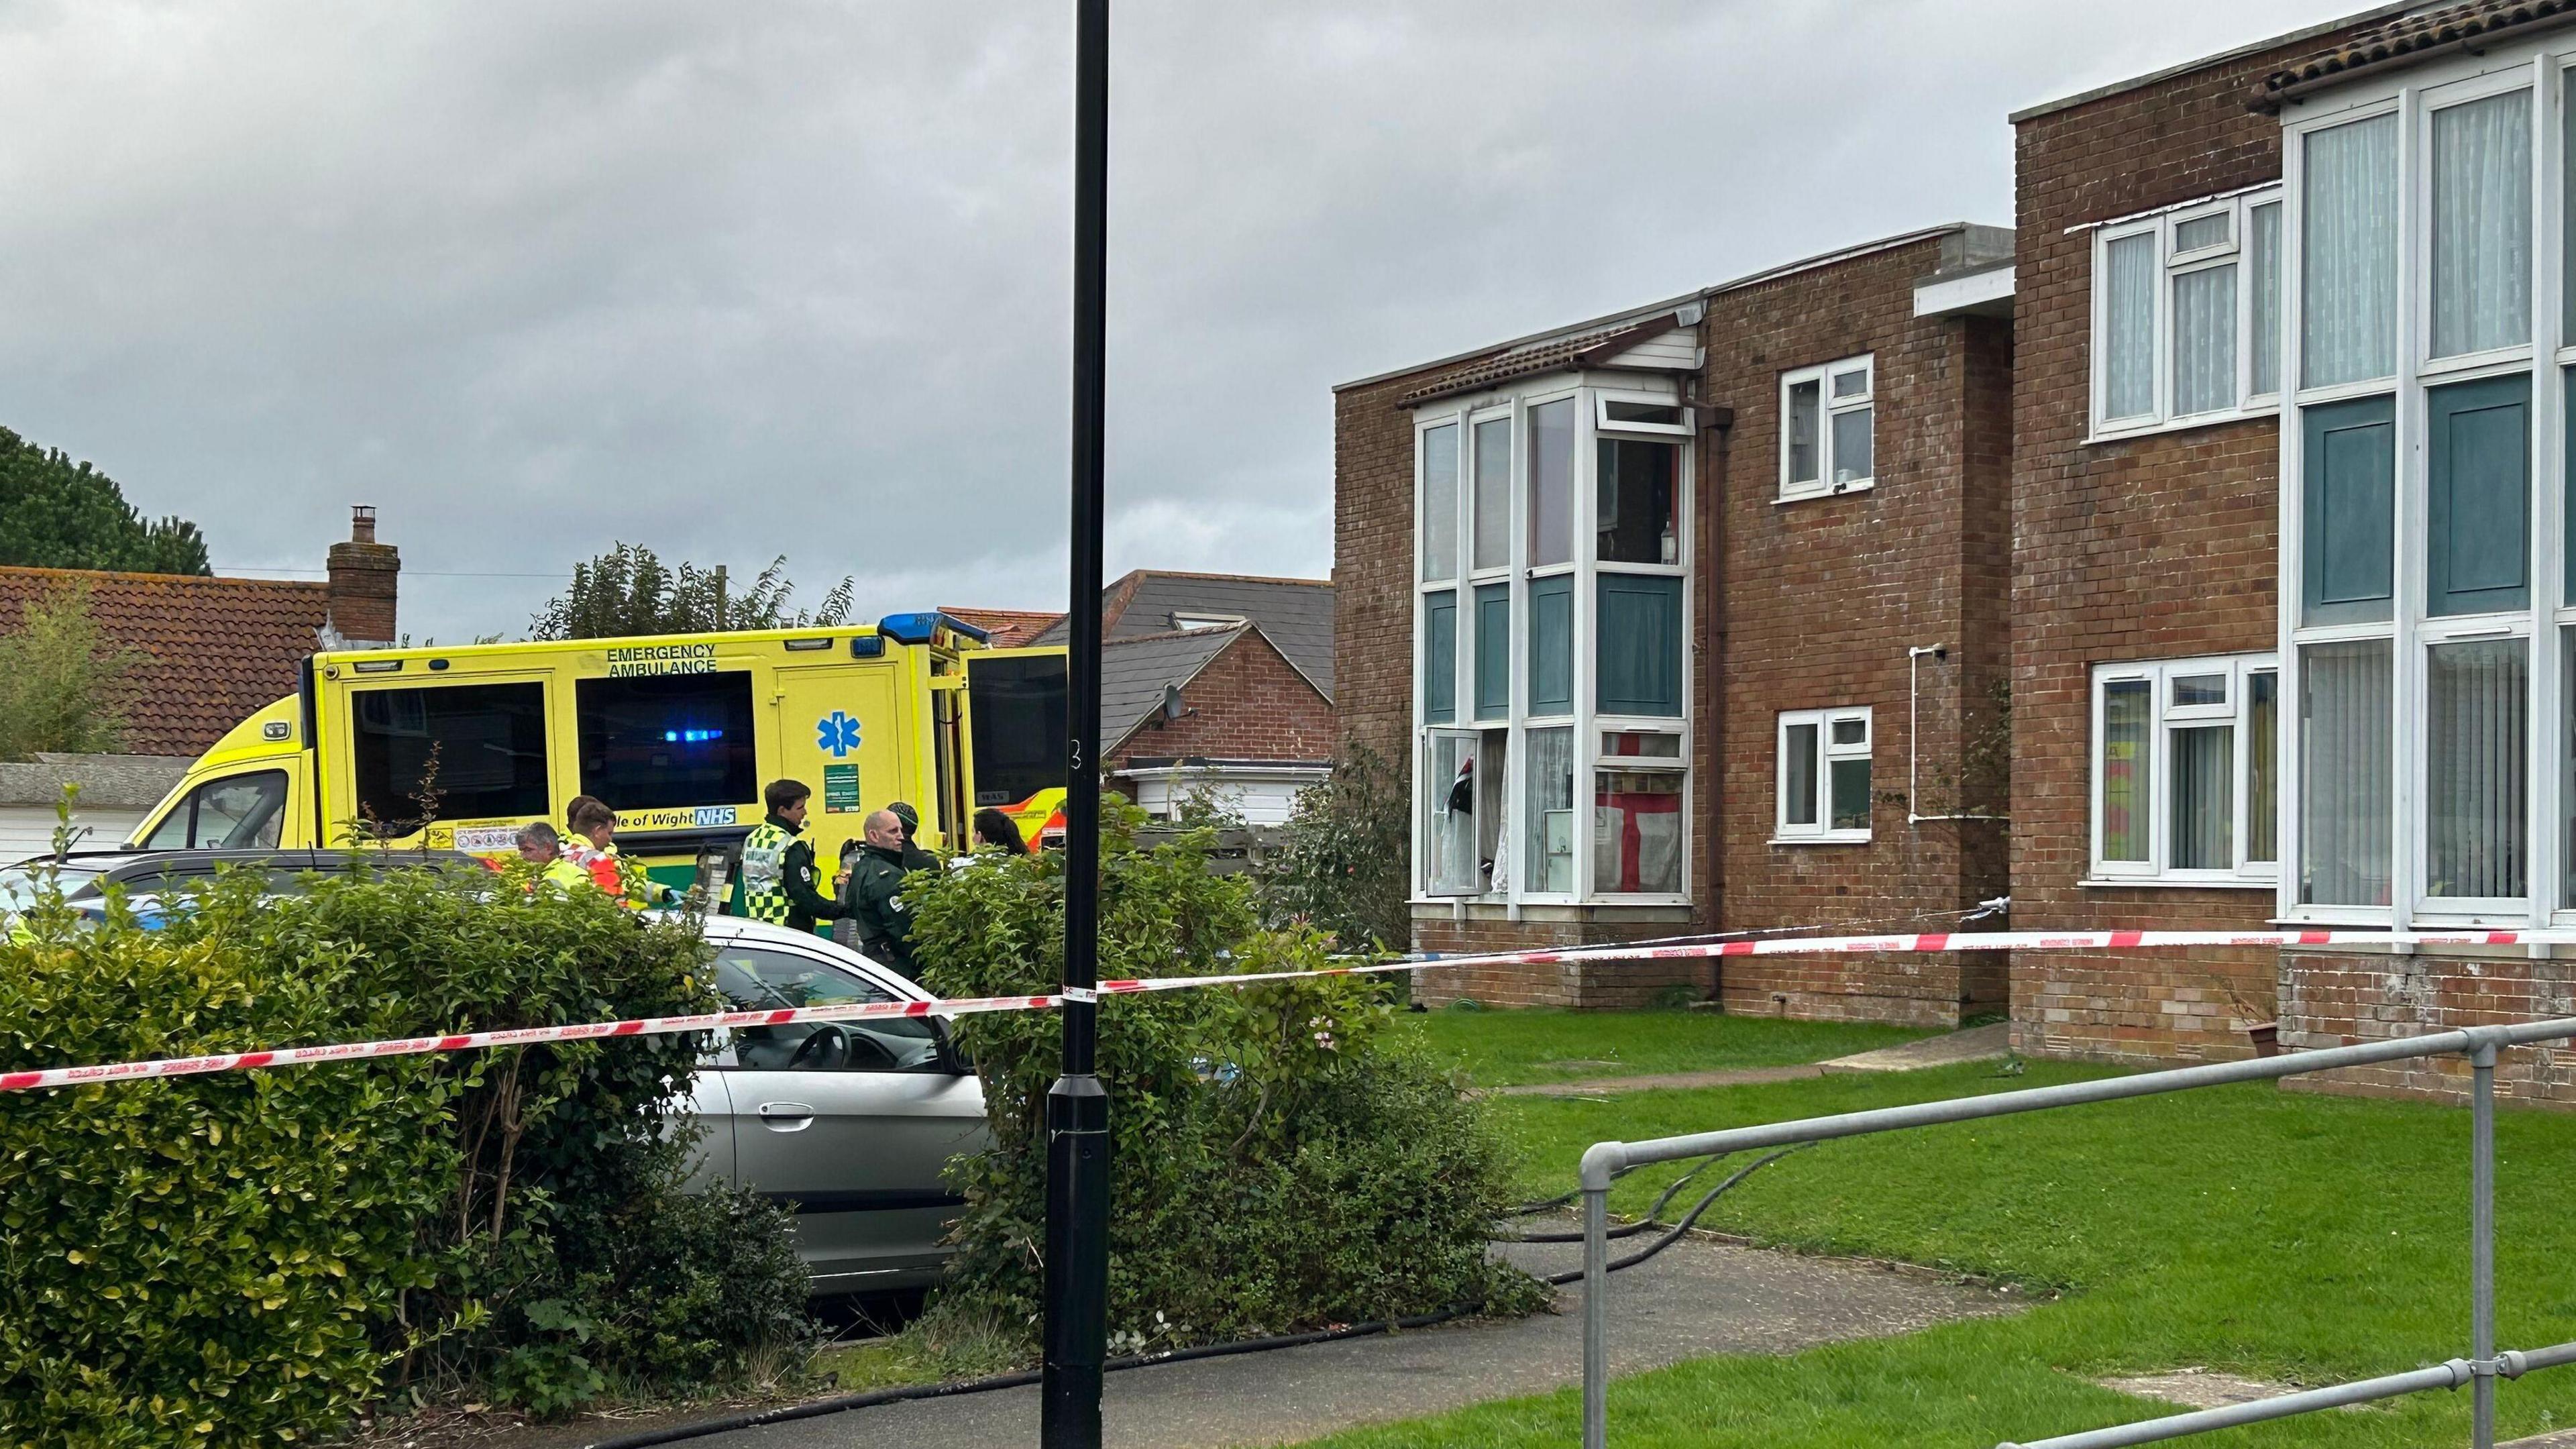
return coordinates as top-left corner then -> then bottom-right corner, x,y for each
2,924 -> 2555,1094
0,993 -> 1062,1094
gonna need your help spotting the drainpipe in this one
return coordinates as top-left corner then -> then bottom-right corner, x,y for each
1909,642 -> 2004,825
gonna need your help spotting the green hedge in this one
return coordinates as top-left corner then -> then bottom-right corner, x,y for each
908,812 -> 1540,1352
0,861 -> 808,1446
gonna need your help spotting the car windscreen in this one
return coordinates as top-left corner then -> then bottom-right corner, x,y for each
0,863 -> 112,912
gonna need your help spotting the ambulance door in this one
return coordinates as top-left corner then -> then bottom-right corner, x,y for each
770,662 -> 901,873
961,649 -> 1069,849
928,676 -> 969,855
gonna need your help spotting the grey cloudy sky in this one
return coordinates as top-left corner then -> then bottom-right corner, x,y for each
0,0 -> 2352,640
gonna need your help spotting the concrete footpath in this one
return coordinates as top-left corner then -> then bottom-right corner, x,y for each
664,1232 -> 2023,1449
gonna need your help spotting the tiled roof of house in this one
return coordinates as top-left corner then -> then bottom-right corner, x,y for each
1393,319 -> 1650,408
2257,0 -> 2576,108
1036,570 -> 1336,699
941,605 -> 1062,647
0,567 -> 328,757
1097,625 -> 1247,752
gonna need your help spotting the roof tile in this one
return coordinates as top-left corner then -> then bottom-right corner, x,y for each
2261,1 -> 2576,105
0,567 -> 327,757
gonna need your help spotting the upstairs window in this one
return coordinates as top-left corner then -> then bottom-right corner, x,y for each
1776,707 -> 1871,842
2092,189 -> 2284,437
1779,356 -> 1874,500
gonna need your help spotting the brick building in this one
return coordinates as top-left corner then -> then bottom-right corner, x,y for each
1033,570 -> 1337,824
2006,0 -> 2576,1097
1334,225 -> 2015,1015
0,506 -> 399,757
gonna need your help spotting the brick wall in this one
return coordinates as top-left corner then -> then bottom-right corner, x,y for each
1705,237 -> 2010,1026
2279,949 -> 2576,1106
2008,33 -> 2322,1065
1107,629 -> 1336,767
1413,910 -> 1701,1009
1334,231 -> 2012,1022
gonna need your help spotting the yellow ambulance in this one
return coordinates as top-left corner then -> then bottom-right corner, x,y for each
127,612 -> 1068,892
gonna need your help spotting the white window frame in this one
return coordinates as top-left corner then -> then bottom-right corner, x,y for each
2086,653 -> 2281,887
1407,371 -> 1694,907
2273,47 -> 2569,930
2088,186 -> 2285,441
1595,392 -> 1693,436
1777,354 -> 1875,502
1774,706 -> 1872,844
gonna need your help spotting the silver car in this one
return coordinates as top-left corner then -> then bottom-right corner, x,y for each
687,919 -> 991,1291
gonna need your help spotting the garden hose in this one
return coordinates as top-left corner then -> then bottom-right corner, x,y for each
1495,1151 -> 1727,1242
578,1146 -> 1803,1448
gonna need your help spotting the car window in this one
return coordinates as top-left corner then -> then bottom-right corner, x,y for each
142,772 -> 289,851
711,944 -> 943,1073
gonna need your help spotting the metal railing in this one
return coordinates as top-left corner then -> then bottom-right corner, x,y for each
1575,1018 -> 2576,1449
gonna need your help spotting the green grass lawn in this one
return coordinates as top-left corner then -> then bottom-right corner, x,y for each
1301,1061 -> 2576,1448
1396,1005 -> 1931,1087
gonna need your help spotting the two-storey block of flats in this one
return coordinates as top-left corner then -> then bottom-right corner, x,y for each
2013,0 -> 2576,1098
1334,225 -> 2015,1020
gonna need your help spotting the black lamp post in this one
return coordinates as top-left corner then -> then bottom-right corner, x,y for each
1041,1 -> 1112,1444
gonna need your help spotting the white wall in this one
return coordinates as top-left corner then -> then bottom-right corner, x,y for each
1126,771 -> 1321,826
0,806 -> 150,863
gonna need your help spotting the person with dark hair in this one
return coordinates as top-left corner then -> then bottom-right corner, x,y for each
562,795 -> 670,906
884,800 -> 942,871
973,807 -> 1030,855
735,778 -> 843,933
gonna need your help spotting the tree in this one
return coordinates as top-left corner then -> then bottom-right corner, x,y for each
0,581 -> 147,760
0,425 -> 211,575
529,543 -> 854,640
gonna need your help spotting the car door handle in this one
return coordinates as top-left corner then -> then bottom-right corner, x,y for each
756,1101 -> 816,1131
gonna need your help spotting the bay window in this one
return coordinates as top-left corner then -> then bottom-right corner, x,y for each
1411,374 -> 1692,904
2090,655 -> 2278,884
2092,189 -> 2284,435
2275,49 -> 2576,928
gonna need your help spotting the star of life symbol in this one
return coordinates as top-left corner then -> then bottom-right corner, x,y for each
817,710 -> 863,759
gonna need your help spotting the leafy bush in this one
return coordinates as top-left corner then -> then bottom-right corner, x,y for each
531,543 -> 852,640
0,859 -> 810,1446
0,581 -> 148,760
1257,744 -> 1409,952
907,808 -> 1538,1353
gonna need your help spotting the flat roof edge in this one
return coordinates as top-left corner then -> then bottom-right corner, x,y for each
2008,1 -> 2416,124
1333,221 -> 1997,394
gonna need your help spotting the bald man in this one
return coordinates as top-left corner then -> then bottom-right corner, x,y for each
842,808 -> 922,979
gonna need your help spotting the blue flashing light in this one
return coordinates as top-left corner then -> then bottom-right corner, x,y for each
876,612 -> 938,645
661,728 -> 724,743
849,635 -> 887,658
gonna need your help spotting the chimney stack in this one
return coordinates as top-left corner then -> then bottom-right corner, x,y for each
324,504 -> 400,648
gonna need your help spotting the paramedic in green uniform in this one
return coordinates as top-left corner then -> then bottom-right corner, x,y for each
734,779 -> 844,934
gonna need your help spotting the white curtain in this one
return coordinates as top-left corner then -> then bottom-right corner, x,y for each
2430,89 -> 2532,359
2304,114 -> 2399,387
2102,233 -> 2155,419
2169,725 -> 2234,868
2426,639 -> 2526,898
1420,423 -> 1457,583
2250,204 -> 2283,396
2300,641 -> 2393,906
1472,417 -> 1511,572
2171,264 -> 2238,416
1523,727 -> 1574,894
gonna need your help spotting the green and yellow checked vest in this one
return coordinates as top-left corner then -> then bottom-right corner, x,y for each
737,820 -> 795,924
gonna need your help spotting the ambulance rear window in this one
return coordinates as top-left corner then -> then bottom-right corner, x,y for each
576,672 -> 758,812
352,682 -> 551,829
968,655 -> 1068,808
